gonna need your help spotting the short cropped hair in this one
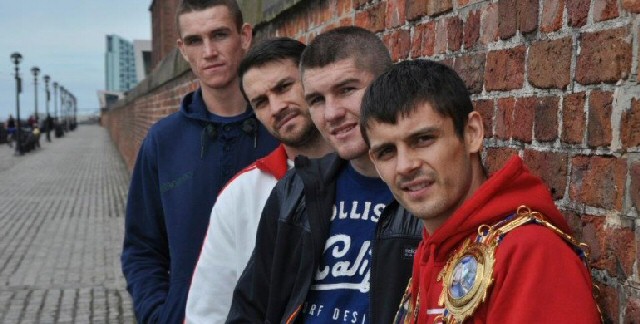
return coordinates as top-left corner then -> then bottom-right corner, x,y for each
360,59 -> 474,145
300,26 -> 391,77
176,0 -> 243,35
237,37 -> 306,102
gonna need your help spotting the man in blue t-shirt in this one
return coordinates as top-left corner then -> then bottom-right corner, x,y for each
228,26 -> 423,324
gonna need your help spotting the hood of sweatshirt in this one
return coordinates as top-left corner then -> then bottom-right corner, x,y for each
421,155 -> 571,264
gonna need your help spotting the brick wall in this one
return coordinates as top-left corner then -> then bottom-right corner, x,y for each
150,0 -> 180,69
104,0 -> 640,321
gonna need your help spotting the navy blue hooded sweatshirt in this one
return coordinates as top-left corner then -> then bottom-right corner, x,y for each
121,88 -> 278,323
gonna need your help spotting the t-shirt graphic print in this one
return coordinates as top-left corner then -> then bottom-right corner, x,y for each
301,164 -> 393,323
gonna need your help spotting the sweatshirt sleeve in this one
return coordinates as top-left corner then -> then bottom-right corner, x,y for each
186,186 -> 240,323
120,136 -> 170,324
485,225 -> 601,323
226,187 -> 281,322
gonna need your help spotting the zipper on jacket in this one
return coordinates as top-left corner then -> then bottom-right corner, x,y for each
286,304 -> 302,324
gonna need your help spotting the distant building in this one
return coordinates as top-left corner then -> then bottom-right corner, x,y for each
105,35 -> 138,92
133,40 -> 152,82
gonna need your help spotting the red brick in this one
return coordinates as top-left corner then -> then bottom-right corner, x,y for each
387,29 -> 411,61
435,19 -> 448,54
485,46 -> 526,91
440,58 -> 454,68
630,162 -> 640,211
406,0 -> 428,20
608,226 -> 636,279
353,0 -> 368,9
411,23 -> 426,58
385,0 -> 406,28
495,98 -> 516,139
481,3 -> 499,45
597,283 -> 619,323
581,215 -> 610,272
587,90 -> 613,148
622,0 -> 640,12
337,0 -> 353,17
621,98 -> 640,148
561,210 -> 582,240
576,27 -> 632,85
464,10 -> 481,50
484,147 -> 519,175
447,16 -> 463,52
458,0 -> 483,8
527,37 -> 572,89
541,0 -> 565,32
354,2 -> 386,32
453,53 -> 486,94
421,21 -> 436,57
499,0 -> 517,40
625,297 -> 640,324
474,99 -> 494,137
535,96 -> 559,142
339,16 -> 354,26
428,0 -> 453,16
567,0 -> 590,27
562,92 -> 586,144
570,155 -> 627,210
593,0 -> 620,22
523,150 -> 568,199
512,97 -> 536,143
518,0 -> 539,33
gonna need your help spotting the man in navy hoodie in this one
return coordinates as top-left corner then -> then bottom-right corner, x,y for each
120,1 -> 278,323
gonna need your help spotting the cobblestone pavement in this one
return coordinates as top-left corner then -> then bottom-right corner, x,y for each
0,125 -> 135,323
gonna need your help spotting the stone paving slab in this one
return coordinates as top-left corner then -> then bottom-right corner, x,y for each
0,125 -> 135,323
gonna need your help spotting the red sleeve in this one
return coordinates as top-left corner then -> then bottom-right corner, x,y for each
482,225 -> 601,323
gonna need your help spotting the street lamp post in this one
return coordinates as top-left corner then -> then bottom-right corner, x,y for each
53,82 -> 59,138
10,52 -> 23,155
43,75 -> 51,142
31,66 -> 40,124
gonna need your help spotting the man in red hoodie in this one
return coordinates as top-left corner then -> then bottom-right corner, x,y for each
360,59 -> 601,323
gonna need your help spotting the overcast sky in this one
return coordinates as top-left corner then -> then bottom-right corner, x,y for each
0,0 -> 152,120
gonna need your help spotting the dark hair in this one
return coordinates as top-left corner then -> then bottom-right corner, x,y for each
360,59 -> 474,145
300,26 -> 391,77
237,37 -> 306,102
176,0 -> 243,34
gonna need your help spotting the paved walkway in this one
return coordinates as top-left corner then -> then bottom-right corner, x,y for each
0,125 -> 135,323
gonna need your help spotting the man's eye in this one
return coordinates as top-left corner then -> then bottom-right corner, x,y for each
416,135 -> 434,146
213,32 -> 229,40
307,96 -> 323,107
339,87 -> 355,95
184,38 -> 201,45
275,82 -> 292,94
253,99 -> 267,110
375,147 -> 395,160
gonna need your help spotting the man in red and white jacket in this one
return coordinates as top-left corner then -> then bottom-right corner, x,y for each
185,38 -> 333,323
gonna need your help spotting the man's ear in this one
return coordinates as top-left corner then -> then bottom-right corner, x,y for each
465,111 -> 484,154
240,23 -> 253,53
177,38 -> 188,61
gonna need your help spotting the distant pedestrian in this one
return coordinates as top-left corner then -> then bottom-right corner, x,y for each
44,114 -> 53,142
6,114 -> 16,147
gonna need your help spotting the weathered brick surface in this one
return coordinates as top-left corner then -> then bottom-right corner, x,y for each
453,53 -> 486,94
562,92 -> 586,144
484,147 -> 519,175
354,2 -> 386,32
385,29 -> 411,61
474,99 -> 494,137
528,38 -> 572,89
576,27 -> 632,85
435,19 -> 448,54
625,297 -> 640,323
463,10 -> 481,50
567,0 -> 590,27
623,0 -> 640,12
570,156 -> 627,210
630,161 -> 640,210
622,98 -> 640,148
495,98 -> 516,140
587,90 -> 613,148
480,3 -> 499,45
518,0 -> 539,33
523,150 -> 567,199
385,0 -> 405,28
594,0 -> 620,22
406,0 -> 428,20
498,0 -> 517,39
541,0 -> 565,32
428,0 -> 453,16
535,96 -> 559,142
447,16 -> 463,52
512,97 -> 535,143
485,46 -> 526,91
